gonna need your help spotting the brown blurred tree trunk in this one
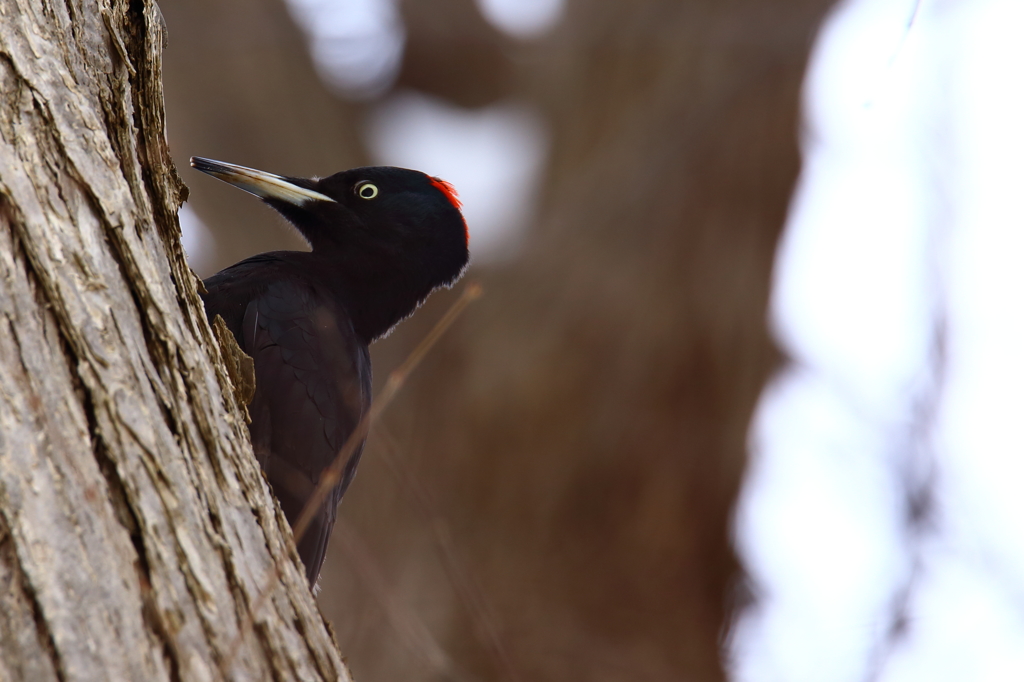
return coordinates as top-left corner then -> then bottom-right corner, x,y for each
337,2 -> 835,681
0,2 -> 348,680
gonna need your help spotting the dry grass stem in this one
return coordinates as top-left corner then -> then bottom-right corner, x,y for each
224,282 -> 483,668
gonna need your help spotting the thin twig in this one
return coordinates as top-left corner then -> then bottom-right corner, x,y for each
332,519 -> 474,680
374,428 -> 521,682
224,282 -> 482,667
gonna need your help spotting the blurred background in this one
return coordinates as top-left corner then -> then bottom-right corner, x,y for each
161,0 -> 1024,680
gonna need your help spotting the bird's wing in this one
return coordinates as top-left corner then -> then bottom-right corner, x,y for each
241,279 -> 371,585
201,252 -> 288,340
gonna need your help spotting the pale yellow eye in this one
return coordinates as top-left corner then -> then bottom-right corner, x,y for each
355,181 -> 378,200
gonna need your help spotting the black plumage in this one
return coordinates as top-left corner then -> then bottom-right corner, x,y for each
192,157 -> 468,586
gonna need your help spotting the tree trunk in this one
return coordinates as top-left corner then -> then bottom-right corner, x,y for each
0,2 -> 348,680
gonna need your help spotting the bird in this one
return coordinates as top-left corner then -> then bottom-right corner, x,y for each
190,156 -> 469,587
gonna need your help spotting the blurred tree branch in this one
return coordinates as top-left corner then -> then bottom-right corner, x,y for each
161,0 -> 368,273
0,2 -> 348,680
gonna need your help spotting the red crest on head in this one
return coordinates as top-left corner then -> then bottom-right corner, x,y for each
430,176 -> 463,210
430,176 -> 468,244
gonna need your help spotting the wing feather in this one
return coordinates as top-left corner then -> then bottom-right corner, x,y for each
236,279 -> 371,585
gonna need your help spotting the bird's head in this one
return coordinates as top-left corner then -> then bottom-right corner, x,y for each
190,157 -> 469,298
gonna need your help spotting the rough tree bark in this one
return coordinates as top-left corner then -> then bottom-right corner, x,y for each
0,2 -> 349,680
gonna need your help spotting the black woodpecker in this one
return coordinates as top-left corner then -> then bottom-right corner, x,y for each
191,157 -> 469,587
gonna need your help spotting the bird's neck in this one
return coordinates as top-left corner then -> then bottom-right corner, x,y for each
340,281 -> 430,343
313,257 -> 432,344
